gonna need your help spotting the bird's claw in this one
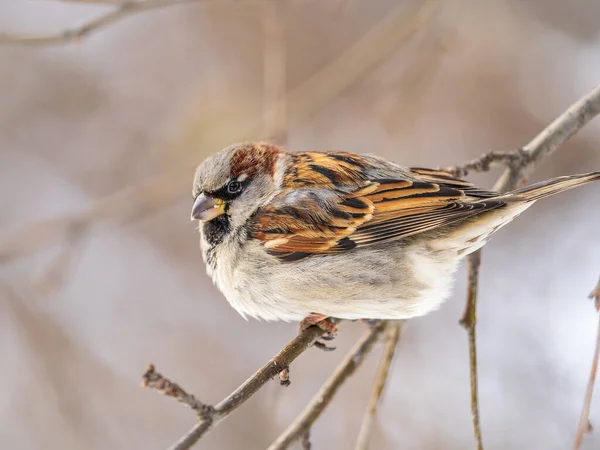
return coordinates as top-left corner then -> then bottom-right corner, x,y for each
299,313 -> 339,351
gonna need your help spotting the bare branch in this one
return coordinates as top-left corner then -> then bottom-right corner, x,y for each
142,364 -> 213,415
442,150 -> 526,179
0,1 -> 193,46
140,323 -> 331,450
0,171 -> 186,265
354,321 -> 403,450
494,83 -> 600,193
0,0 -> 311,46
444,84 -> 600,185
459,252 -> 484,450
267,321 -> 388,450
573,277 -> 600,450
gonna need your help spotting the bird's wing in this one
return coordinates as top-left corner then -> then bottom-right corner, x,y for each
249,152 -> 505,262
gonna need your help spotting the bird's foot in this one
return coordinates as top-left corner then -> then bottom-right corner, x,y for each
299,313 -> 338,351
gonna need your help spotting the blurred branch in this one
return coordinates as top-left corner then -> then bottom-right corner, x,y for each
455,83 -> 600,450
382,24 -> 453,136
494,83 -> 600,192
268,321 -> 388,450
283,0 -> 438,120
32,226 -> 86,297
0,0 -> 438,265
459,252 -> 484,450
142,322 -> 332,450
0,172 -> 185,265
263,0 -> 287,145
0,0 -> 197,46
354,321 -> 403,450
573,276 -> 600,450
445,84 -> 600,183
0,0 -> 311,46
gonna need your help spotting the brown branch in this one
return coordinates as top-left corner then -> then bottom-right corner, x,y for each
0,1 -> 195,46
442,150 -> 527,179
141,323 -> 331,450
354,321 -> 403,450
267,321 -> 388,450
444,85 -> 600,184
0,0 -> 311,47
142,364 -> 213,415
573,277 -> 600,450
494,83 -> 600,192
459,252 -> 484,450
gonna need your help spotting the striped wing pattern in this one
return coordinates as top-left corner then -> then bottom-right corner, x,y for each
250,153 -> 505,261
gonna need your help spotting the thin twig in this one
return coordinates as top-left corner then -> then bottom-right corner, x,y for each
354,321 -> 403,450
1,1 -> 194,46
444,84 -> 600,185
141,323 -> 333,450
459,252 -> 484,450
494,83 -> 600,193
0,0 -> 310,46
572,277 -> 600,450
442,150 -> 526,179
267,321 -> 388,450
142,364 -> 213,415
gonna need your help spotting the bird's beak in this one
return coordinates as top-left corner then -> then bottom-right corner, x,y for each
191,193 -> 226,222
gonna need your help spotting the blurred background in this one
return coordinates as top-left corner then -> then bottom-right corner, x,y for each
1,1 -> 600,449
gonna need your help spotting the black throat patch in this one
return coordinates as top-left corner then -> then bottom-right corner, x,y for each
202,214 -> 231,247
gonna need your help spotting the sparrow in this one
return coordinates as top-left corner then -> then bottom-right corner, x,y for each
191,142 -> 599,333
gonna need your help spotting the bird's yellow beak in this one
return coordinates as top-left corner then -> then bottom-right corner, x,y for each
190,193 -> 226,222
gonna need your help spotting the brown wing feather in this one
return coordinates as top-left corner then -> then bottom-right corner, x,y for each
250,154 -> 505,261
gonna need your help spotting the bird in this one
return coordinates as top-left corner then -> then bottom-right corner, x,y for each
191,142 -> 599,335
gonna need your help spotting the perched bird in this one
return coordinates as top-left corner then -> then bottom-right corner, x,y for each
191,142 -> 599,333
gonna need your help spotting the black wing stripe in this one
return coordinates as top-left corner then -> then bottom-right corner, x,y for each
350,200 -> 505,246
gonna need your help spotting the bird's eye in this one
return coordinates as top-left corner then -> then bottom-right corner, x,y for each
227,180 -> 243,194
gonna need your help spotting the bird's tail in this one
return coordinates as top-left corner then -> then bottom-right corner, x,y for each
503,171 -> 600,202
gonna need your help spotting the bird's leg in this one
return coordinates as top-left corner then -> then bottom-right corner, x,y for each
299,313 -> 338,336
299,313 -> 338,351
